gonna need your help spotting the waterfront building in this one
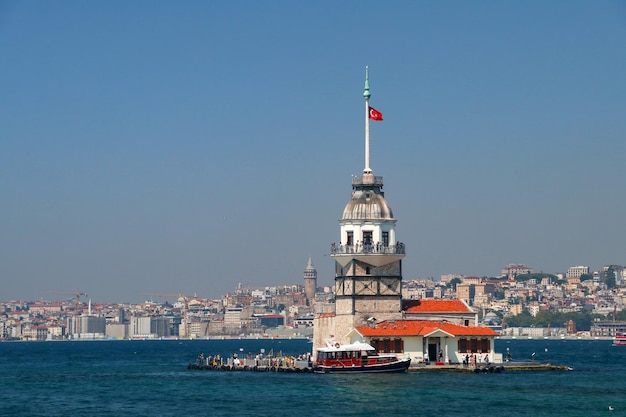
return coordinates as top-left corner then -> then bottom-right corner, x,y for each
590,320 -> 626,337
351,319 -> 499,364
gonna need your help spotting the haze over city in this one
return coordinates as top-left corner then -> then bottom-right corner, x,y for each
2,2 -> 625,303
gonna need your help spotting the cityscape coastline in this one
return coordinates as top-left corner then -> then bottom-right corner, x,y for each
3,261 -> 625,343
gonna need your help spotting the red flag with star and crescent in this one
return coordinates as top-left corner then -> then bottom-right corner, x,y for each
368,106 -> 383,121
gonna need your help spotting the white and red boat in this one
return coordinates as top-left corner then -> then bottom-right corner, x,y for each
613,334 -> 626,346
313,342 -> 411,374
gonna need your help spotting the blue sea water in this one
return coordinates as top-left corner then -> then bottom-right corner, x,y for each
1,338 -> 625,417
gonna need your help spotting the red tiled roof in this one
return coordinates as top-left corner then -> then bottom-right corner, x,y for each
356,320 -> 498,337
405,299 -> 472,313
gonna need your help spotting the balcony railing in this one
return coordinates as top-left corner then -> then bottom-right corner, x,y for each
330,242 -> 405,255
352,175 -> 383,187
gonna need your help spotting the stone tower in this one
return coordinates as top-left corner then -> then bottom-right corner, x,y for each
303,256 -> 317,305
313,67 -> 405,349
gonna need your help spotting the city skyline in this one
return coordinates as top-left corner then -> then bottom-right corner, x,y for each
2,2 -> 625,303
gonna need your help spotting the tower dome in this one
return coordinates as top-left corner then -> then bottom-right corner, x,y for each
341,188 -> 394,221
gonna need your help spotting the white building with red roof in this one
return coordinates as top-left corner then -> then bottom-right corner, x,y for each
350,318 -> 500,365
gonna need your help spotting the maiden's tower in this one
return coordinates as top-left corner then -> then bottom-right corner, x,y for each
313,68 -> 405,352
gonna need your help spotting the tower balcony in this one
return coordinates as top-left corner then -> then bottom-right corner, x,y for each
330,243 -> 405,255
330,242 -> 405,268
352,175 -> 383,188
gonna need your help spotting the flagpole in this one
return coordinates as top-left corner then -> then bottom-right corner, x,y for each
363,66 -> 371,174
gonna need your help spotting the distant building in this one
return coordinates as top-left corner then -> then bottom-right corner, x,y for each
440,274 -> 464,284
501,264 -> 533,279
567,266 -> 590,279
257,314 -> 284,328
456,283 -> 475,306
303,256 -> 317,305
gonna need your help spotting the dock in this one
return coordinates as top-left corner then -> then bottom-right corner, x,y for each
187,361 -> 571,373
407,362 -> 571,373
187,363 -> 313,373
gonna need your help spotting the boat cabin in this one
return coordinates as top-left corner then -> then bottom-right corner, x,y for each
315,342 -> 399,367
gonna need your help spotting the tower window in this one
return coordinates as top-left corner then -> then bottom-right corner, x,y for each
363,231 -> 373,247
382,232 -> 389,247
346,231 -> 353,246
366,267 -> 371,275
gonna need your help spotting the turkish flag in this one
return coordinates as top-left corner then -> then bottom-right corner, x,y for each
368,106 -> 383,121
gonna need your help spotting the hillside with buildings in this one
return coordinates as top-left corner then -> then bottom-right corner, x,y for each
2,262 -> 625,341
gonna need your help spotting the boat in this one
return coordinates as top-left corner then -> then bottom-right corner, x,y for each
613,334 -> 626,346
313,341 -> 411,374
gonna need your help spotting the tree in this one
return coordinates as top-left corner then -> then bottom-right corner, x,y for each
448,277 -> 462,291
504,311 -> 534,327
503,310 -> 600,331
605,267 -> 617,289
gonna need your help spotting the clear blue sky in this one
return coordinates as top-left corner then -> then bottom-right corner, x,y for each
2,1 -> 625,303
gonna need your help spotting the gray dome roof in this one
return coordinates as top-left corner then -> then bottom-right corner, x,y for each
341,190 -> 394,220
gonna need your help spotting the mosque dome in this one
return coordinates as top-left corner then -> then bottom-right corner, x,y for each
341,189 -> 394,221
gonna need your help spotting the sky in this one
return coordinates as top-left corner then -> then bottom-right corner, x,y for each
2,1 -> 626,303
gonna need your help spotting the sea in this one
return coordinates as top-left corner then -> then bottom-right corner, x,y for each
1,338 -> 625,417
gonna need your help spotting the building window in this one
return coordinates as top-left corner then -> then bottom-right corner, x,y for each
363,231 -> 373,247
372,338 -> 404,353
394,338 -> 404,353
481,338 -> 490,352
370,338 -> 404,353
366,267 -> 371,275
458,338 -> 478,353
458,338 -> 490,353
382,232 -> 389,247
458,338 -> 467,352
346,231 -> 353,246
470,338 -> 477,353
